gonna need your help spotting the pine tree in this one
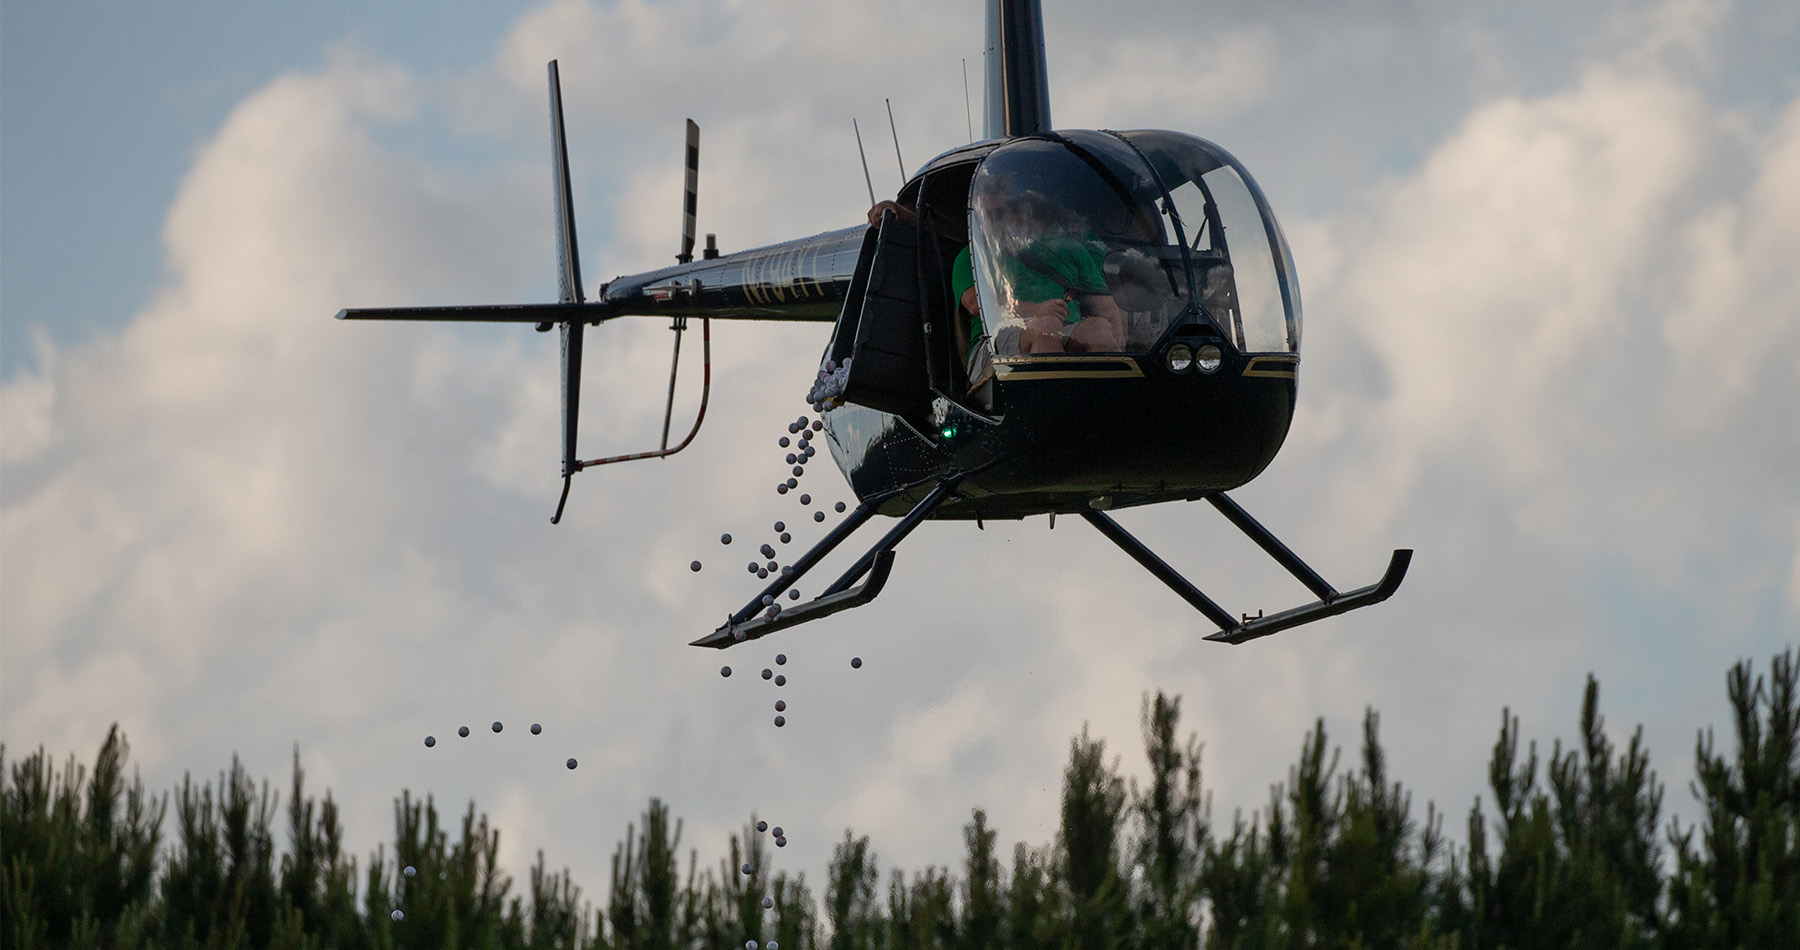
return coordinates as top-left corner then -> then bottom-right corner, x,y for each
1003,843 -> 1062,950
1464,676 -> 1666,947
1131,692 -> 1206,950
825,831 -> 882,950
1668,649 -> 1799,947
0,726 -> 165,949
960,810 -> 1003,950
277,748 -> 360,948
1059,726 -> 1128,950
769,869 -> 819,950
1196,811 -> 1277,949
380,791 -> 514,948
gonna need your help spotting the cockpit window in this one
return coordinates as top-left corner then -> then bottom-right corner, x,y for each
967,132 -> 1186,359
966,130 -> 1301,362
1119,129 -> 1302,354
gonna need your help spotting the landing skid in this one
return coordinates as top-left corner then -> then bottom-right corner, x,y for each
690,476 -> 965,649
690,481 -> 1409,649
1083,494 -> 1410,644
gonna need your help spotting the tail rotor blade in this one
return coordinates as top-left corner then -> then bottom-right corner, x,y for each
548,60 -> 588,523
548,61 -> 585,305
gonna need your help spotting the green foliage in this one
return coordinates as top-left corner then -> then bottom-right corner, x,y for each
7,648 -> 1797,949
1667,649 -> 1800,948
1060,726 -> 1128,950
960,810 -> 1002,950
1132,694 -> 1206,950
825,831 -> 882,950
1,725 -> 165,950
1462,674 -> 1667,948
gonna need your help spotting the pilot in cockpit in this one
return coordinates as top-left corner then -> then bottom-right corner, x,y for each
966,187 -> 1126,356
868,186 -> 1129,396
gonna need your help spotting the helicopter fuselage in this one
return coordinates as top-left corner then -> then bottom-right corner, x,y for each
594,128 -> 1303,520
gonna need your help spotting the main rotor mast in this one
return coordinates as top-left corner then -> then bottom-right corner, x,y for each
984,0 -> 1053,139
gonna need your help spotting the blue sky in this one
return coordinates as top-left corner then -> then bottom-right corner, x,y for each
4,0 -> 1797,905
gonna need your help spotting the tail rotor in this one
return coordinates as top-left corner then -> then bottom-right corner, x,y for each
549,60 -> 588,524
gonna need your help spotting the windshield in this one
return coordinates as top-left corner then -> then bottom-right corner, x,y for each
966,130 -> 1300,359
1118,129 -> 1301,354
967,132 -> 1180,358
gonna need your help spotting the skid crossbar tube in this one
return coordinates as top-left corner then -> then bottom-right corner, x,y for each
1081,511 -> 1238,630
727,498 -> 882,628
1082,492 -> 1412,644
1205,493 -> 1337,601
692,475 -> 965,649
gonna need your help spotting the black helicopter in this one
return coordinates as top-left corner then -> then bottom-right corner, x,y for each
337,0 -> 1411,650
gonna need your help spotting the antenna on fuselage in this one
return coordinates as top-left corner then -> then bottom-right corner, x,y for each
962,59 -> 974,142
853,118 -> 876,206
885,98 -> 905,184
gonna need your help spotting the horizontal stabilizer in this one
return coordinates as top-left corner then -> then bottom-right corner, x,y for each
335,303 -> 615,323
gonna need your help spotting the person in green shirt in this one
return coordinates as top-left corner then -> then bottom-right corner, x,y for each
993,233 -> 1125,354
872,196 -> 1127,393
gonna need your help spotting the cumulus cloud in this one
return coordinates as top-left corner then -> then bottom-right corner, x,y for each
4,0 -> 1796,897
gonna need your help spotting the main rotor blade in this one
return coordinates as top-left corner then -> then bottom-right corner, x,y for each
335,304 -> 615,323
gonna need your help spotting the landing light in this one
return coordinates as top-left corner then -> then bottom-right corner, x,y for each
1165,344 -> 1193,373
1196,344 -> 1222,374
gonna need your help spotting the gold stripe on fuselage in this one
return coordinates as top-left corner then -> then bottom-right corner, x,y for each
992,356 -> 1145,380
1241,355 -> 1298,378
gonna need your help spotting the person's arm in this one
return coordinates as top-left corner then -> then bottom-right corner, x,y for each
1068,294 -> 1126,352
866,200 -> 918,227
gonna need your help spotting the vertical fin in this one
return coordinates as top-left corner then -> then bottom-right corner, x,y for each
678,119 -> 699,264
548,60 -> 587,523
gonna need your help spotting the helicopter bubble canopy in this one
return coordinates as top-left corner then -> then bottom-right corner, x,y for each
967,130 -> 1301,359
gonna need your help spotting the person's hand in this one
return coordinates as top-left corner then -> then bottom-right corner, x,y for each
1014,298 -> 1069,323
866,200 -> 917,227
